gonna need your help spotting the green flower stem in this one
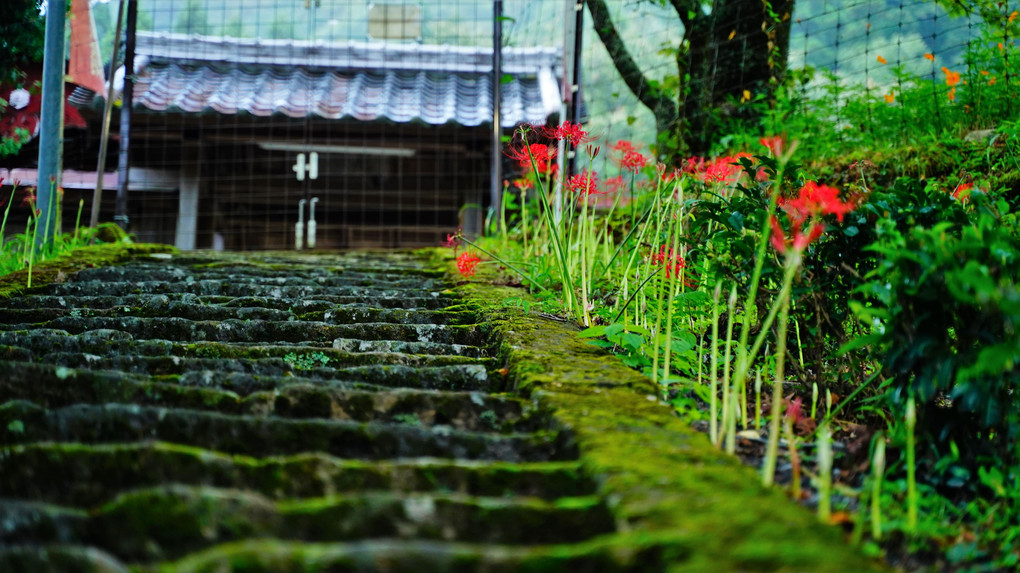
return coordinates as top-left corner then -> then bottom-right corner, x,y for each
660,183 -> 686,384
456,236 -> 550,293
871,434 -> 886,541
0,184 -> 18,248
710,281 -> 722,445
722,284 -> 738,452
522,136 -> 574,315
817,421 -> 833,523
732,170 -> 785,410
906,395 -> 918,533
762,249 -> 801,487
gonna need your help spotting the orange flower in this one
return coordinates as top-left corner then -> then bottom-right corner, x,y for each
884,93 -> 895,104
989,76 -> 998,86
942,67 -> 961,86
924,53 -> 935,61
999,42 -> 1005,51
980,70 -> 990,76
876,55 -> 887,64
948,87 -> 957,102
1010,10 -> 1018,23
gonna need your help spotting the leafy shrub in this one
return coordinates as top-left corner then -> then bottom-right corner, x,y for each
853,192 -> 1020,463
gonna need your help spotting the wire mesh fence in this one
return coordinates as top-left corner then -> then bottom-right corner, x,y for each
4,0 -> 1018,250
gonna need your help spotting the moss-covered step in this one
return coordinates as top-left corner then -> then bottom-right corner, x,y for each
0,361 -> 537,430
0,545 -> 128,573
0,333 -> 489,366
0,442 -> 594,507
28,352 -> 497,390
42,280 -> 443,299
1,486 -> 614,562
0,292 -> 459,311
0,303 -> 478,326
0,242 -> 177,300
0,401 -> 573,462
330,337 -> 486,357
69,265 -> 446,290
8,316 -> 488,346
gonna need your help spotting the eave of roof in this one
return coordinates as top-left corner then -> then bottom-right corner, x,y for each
127,31 -> 564,128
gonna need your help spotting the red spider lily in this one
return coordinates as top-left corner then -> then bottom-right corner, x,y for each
456,252 -> 481,278
953,182 -> 973,201
567,169 -> 600,197
651,246 -> 686,279
684,154 -> 750,185
780,181 -> 854,225
19,187 -> 37,208
759,136 -> 785,157
770,216 -> 825,254
770,181 -> 854,254
611,140 -> 636,154
505,143 -> 557,176
441,233 -> 460,248
511,178 -> 533,191
546,121 -> 595,147
603,175 -> 626,195
785,396 -> 806,424
620,150 -> 648,173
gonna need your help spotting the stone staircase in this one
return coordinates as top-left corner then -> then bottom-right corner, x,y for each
0,252 -> 612,572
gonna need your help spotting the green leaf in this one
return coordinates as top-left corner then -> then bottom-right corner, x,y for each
6,419 -> 24,433
836,333 -> 882,356
578,325 -> 607,338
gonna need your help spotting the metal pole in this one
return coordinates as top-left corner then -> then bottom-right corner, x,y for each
115,0 -> 137,230
568,0 -> 584,178
36,0 -> 69,250
90,0 -> 127,228
489,0 -> 503,234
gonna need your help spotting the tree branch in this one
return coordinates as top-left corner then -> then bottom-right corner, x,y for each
585,0 -> 678,130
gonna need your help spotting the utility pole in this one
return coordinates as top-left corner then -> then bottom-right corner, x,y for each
115,0 -> 137,230
490,0 -> 503,234
36,0 -> 68,249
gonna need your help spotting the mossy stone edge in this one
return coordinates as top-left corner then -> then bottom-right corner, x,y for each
438,248 -> 887,573
0,241 -> 177,299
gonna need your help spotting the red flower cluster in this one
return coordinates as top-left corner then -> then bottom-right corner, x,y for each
759,136 -> 785,157
505,143 -> 557,176
441,233 -> 460,248
456,252 -> 482,277
651,246 -> 686,279
682,154 -> 751,185
567,169 -> 600,197
547,121 -> 595,147
770,181 -> 855,254
953,182 -> 973,201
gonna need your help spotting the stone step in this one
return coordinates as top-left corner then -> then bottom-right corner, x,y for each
0,401 -> 573,461
42,280 -> 444,300
0,333 -> 488,366
29,353 -> 497,391
0,486 -> 613,562
0,293 -> 458,311
0,442 -> 593,507
0,361 -> 536,431
0,304 -> 477,326
70,265 -> 445,289
1,316 -> 487,346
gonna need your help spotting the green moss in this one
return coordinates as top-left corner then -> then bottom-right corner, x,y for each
448,260 -> 888,572
0,242 -> 176,299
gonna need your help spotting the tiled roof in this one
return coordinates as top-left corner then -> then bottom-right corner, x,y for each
130,32 -> 563,127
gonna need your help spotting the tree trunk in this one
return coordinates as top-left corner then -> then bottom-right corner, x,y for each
681,0 -> 794,156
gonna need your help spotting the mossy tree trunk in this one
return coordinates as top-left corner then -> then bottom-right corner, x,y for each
587,0 -> 794,158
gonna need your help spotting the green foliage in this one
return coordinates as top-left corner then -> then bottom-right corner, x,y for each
0,0 -> 44,86
853,191 -> 1020,462
283,351 -> 330,370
